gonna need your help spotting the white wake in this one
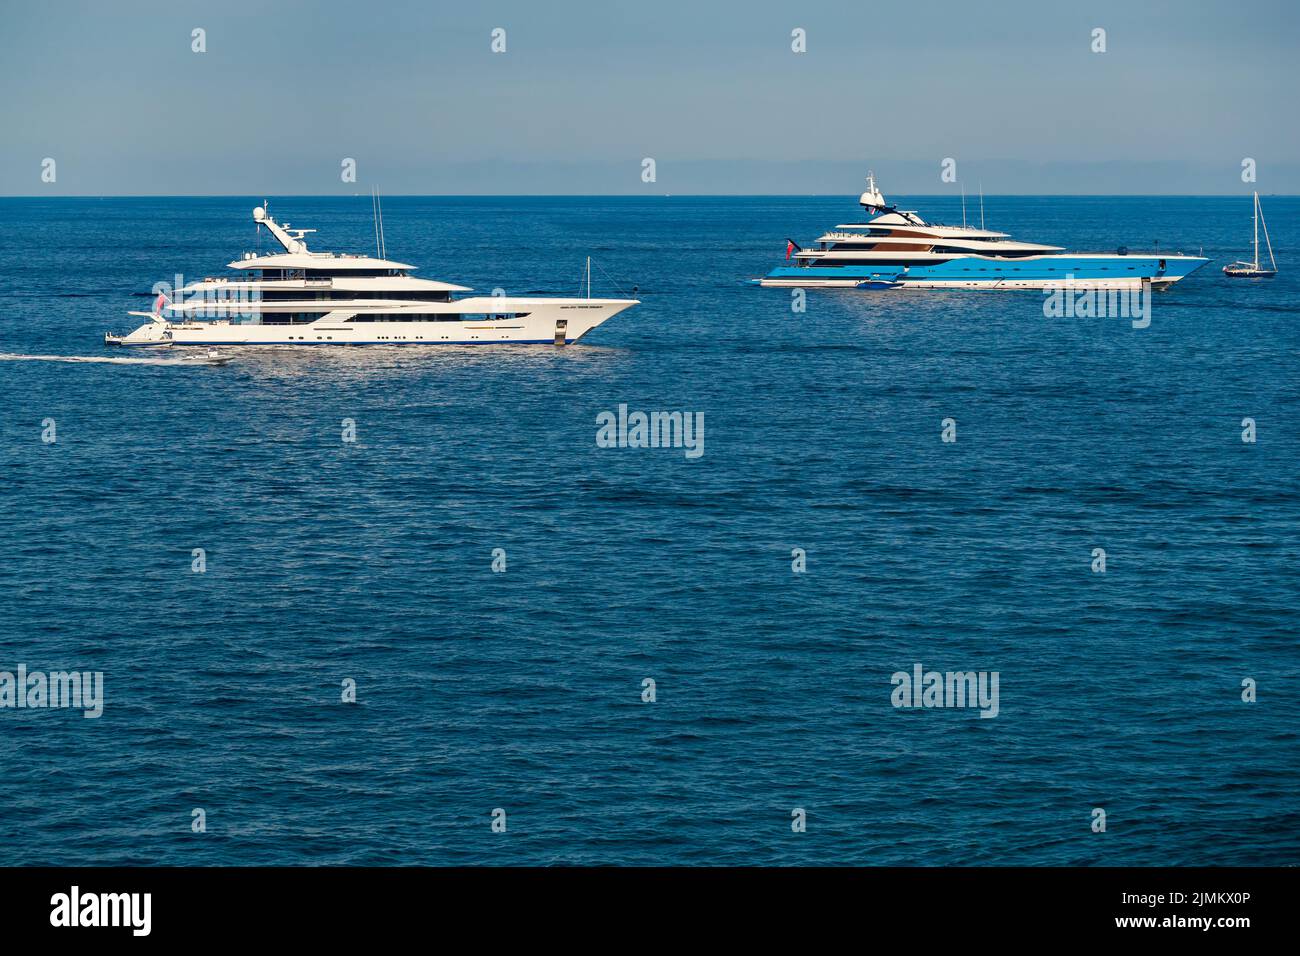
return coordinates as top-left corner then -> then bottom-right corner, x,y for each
0,352 -> 211,366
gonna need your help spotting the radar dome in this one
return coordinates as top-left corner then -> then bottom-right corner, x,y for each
253,206 -> 266,221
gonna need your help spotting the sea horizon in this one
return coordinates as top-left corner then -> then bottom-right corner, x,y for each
5,191 -> 1299,199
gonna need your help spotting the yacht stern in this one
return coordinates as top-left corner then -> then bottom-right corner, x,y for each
106,313 -> 170,347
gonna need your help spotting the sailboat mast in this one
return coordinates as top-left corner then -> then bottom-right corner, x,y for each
1258,194 -> 1277,271
586,256 -> 591,299
1253,191 -> 1260,269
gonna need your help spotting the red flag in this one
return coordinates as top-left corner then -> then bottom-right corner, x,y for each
786,240 -> 794,260
153,291 -> 169,315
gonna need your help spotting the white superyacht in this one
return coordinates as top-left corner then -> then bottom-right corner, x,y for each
107,203 -> 637,347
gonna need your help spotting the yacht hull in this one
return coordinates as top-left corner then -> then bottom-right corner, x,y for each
107,299 -> 637,347
759,255 -> 1209,290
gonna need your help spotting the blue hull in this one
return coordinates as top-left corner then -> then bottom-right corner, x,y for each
763,254 -> 1209,287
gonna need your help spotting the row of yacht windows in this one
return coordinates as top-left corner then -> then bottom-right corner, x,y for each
244,268 -> 410,279
824,246 -> 1039,258
256,289 -> 454,302
259,312 -> 530,325
349,313 -> 530,322
806,262 -> 1150,271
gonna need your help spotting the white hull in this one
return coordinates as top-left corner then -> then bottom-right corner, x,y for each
110,298 -> 634,347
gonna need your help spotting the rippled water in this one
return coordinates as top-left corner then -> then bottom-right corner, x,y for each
0,196 -> 1297,865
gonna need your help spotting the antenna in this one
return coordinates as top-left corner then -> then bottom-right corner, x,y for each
586,256 -> 592,299
961,183 -> 967,228
376,189 -> 387,260
371,188 -> 381,258
979,182 -> 985,230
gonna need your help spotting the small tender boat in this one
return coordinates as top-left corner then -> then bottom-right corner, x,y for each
1223,192 -> 1277,278
185,348 -> 232,366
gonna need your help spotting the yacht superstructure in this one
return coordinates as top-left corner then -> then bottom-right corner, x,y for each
756,173 -> 1208,290
107,204 -> 637,347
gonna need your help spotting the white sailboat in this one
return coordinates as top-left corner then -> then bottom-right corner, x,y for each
1223,192 -> 1277,277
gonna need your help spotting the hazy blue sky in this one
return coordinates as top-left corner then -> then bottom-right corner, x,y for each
2,0 -> 1297,194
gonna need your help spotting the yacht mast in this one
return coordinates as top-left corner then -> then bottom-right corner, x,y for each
253,203 -> 311,253
586,256 -> 592,299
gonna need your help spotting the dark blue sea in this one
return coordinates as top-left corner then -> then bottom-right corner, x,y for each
0,195 -> 1297,866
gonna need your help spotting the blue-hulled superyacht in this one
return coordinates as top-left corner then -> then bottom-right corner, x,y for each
756,173 -> 1208,290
